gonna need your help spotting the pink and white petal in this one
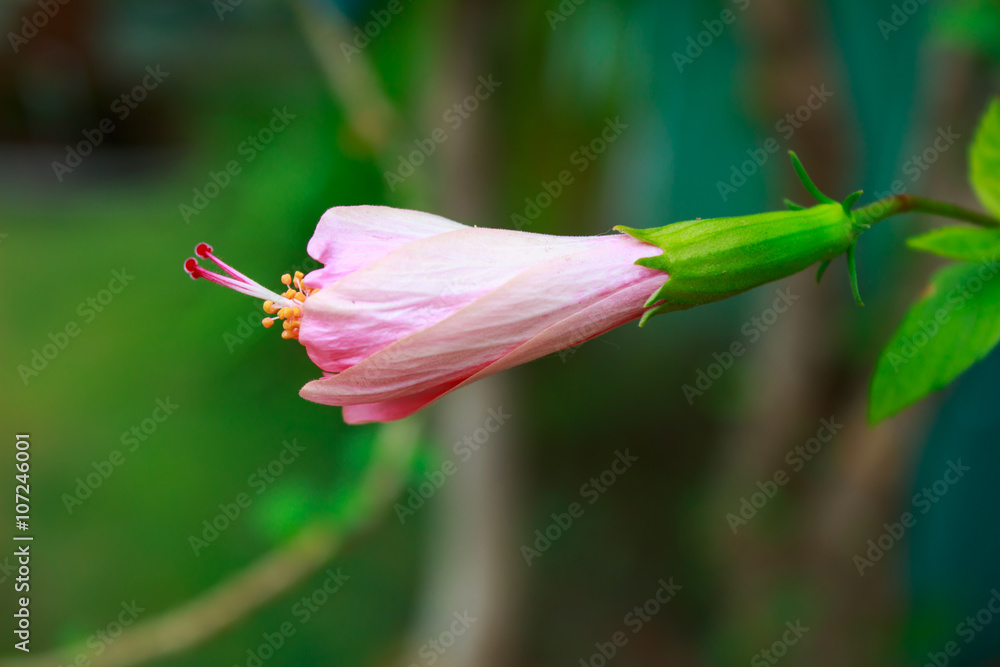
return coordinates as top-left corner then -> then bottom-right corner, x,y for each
324,276 -> 669,423
450,273 -> 674,390
303,206 -> 467,288
299,228 -> 610,372
336,381 -> 462,425
298,236 -> 664,403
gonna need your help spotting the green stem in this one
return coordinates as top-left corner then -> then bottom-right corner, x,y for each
854,194 -> 1000,228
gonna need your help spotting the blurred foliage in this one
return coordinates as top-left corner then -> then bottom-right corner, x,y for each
0,0 -> 998,665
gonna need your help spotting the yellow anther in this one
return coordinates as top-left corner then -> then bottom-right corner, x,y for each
261,270 -> 309,342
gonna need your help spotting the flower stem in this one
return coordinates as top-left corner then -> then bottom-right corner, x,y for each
854,194 -> 1000,228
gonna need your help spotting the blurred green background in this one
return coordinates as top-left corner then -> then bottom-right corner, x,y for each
2,0 -> 1000,665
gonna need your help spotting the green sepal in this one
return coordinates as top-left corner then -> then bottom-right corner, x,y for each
847,242 -> 864,306
620,153 -> 869,323
638,300 -> 695,327
815,259 -> 832,284
789,151 -> 835,204
842,190 -> 864,216
617,202 -> 861,320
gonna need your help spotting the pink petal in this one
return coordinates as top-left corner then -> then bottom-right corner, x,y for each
302,205 -> 466,288
298,235 -> 664,406
327,275 -> 670,423
339,381 -> 461,425
300,227 -> 608,372
449,274 -> 673,387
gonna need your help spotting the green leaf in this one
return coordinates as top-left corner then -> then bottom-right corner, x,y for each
907,226 -> 1000,262
870,261 -> 1000,423
970,97 -> 1000,217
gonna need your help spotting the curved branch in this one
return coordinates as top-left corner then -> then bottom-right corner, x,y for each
289,0 -> 398,155
2,418 -> 421,667
856,195 -> 1000,228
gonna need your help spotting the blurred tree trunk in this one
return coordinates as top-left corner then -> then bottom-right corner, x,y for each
701,2 -> 929,665
398,2 -> 523,666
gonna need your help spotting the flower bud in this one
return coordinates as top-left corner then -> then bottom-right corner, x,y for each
617,153 -> 868,324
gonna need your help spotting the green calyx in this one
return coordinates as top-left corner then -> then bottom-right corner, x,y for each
617,152 -> 869,325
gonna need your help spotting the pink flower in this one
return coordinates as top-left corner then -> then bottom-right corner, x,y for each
185,206 -> 667,424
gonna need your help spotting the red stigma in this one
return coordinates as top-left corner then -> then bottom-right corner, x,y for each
180,244 -> 308,343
